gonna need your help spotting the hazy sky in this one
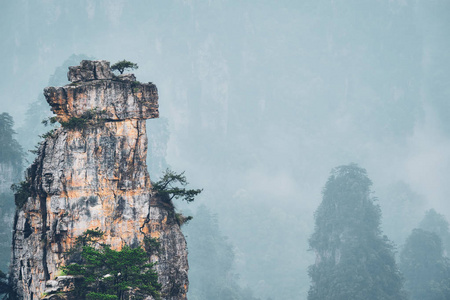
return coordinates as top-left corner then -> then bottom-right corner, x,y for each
1,1 -> 449,299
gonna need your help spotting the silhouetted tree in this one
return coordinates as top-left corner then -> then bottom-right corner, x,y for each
308,164 -> 406,300
419,209 -> 450,256
111,60 -> 138,74
152,169 -> 202,203
400,229 -> 450,300
0,113 -> 23,167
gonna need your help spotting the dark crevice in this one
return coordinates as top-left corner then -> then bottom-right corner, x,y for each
140,211 -> 151,234
11,212 -> 19,260
103,118 -> 125,123
139,196 -> 152,234
131,121 -> 141,188
92,66 -> 97,79
38,142 -> 50,281
23,218 -> 32,239
114,197 -> 126,219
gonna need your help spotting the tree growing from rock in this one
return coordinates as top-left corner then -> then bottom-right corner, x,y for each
111,60 -> 138,74
152,168 -> 202,203
308,164 -> 406,300
61,229 -> 161,300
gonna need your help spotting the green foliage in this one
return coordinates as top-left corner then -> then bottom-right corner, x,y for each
400,229 -> 450,300
175,213 -> 193,226
61,117 -> 89,130
41,116 -> 58,127
129,81 -> 141,93
39,129 -> 57,139
64,228 -> 105,262
86,292 -> 118,299
76,228 -> 105,246
152,169 -> 202,203
60,108 -> 107,130
111,60 -> 138,74
28,142 -> 42,155
308,164 -> 406,300
0,113 -> 23,167
62,230 -> 161,300
10,180 -> 31,208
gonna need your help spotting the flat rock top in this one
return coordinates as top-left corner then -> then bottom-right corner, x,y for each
44,60 -> 159,121
68,60 -> 114,82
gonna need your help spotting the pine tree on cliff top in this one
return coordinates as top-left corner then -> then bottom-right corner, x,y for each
308,164 -> 406,300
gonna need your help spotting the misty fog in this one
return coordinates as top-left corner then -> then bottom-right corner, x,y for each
1,1 -> 449,299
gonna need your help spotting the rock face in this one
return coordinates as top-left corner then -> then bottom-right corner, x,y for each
9,61 -> 189,300
67,60 -> 114,82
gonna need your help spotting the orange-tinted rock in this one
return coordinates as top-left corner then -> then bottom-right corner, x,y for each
9,61 -> 188,300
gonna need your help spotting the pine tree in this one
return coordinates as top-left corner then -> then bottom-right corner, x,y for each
61,229 -> 161,300
308,164 -> 406,300
111,60 -> 138,74
0,113 -> 23,167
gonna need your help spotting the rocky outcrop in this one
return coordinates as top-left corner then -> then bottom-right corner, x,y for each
67,60 -> 114,82
9,61 -> 188,299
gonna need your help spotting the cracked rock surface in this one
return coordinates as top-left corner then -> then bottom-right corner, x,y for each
9,60 -> 188,300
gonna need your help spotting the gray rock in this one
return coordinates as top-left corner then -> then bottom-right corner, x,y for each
10,61 -> 188,300
117,73 -> 137,81
67,60 -> 113,82
44,77 -> 158,121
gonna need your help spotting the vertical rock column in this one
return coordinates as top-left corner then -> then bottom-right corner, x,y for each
9,61 -> 189,300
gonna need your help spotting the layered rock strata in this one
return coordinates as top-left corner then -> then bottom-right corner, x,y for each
9,61 -> 188,299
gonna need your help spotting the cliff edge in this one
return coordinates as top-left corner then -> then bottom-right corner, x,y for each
9,60 -> 188,299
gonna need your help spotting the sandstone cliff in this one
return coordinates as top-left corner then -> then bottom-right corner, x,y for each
9,61 -> 188,299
